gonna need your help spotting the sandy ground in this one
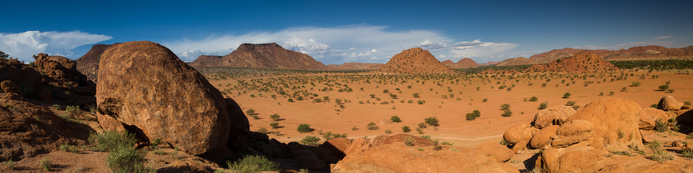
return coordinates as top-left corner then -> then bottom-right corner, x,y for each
209,70 -> 693,148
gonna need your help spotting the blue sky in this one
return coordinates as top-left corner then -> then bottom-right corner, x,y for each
1,0 -> 692,64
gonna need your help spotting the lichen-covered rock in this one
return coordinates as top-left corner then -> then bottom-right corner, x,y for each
96,41 -> 237,156
533,106 -> 576,129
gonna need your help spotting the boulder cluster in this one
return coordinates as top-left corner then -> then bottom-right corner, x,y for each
503,97 -> 693,172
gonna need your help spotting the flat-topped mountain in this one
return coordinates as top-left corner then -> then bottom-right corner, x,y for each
190,43 -> 328,70
525,51 -> 618,72
497,46 -> 693,66
379,48 -> 455,74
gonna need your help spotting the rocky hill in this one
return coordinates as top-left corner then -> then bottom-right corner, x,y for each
497,46 -> 693,66
190,43 -> 328,70
525,51 -> 618,72
76,44 -> 116,82
379,48 -> 456,74
442,58 -> 479,69
327,62 -> 384,71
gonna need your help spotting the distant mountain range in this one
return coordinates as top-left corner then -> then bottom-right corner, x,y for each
496,46 -> 693,66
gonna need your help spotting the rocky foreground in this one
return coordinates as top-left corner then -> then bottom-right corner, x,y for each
1,41 -> 693,172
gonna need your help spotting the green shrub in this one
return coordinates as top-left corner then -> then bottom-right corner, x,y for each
297,124 -> 313,133
631,81 -> 641,87
270,122 -> 280,129
418,122 -> 427,129
60,144 -> 80,153
390,115 -> 402,123
404,137 -> 414,146
655,119 -> 668,132
502,110 -> 513,117
66,105 -> 81,116
682,147 -> 693,159
227,155 -> 280,173
5,159 -> 14,170
424,117 -> 439,127
658,85 -> 669,91
500,104 -> 510,110
529,96 -> 538,102
246,109 -> 256,115
257,127 -> 269,134
566,101 -> 576,106
539,101 -> 548,110
270,114 -> 280,121
384,129 -> 392,134
499,139 -> 511,145
416,128 -> 424,134
106,147 -> 152,173
562,92 -> 571,99
432,139 -> 442,151
300,136 -> 321,146
89,131 -> 137,152
413,93 -> 420,98
367,122 -> 379,130
402,126 -> 411,133
40,157 -> 52,171
466,110 -> 481,120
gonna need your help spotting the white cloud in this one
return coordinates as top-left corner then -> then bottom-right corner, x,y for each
0,31 -> 112,62
416,39 -> 519,62
652,36 -> 671,40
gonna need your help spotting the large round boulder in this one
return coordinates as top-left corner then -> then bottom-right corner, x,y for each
95,41 -> 236,156
475,141 -> 513,162
565,97 -> 643,151
529,125 -> 560,149
639,107 -> 671,130
503,124 -> 537,144
658,95 -> 683,111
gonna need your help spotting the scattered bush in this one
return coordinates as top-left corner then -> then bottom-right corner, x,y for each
404,137 -> 414,146
257,127 -> 269,134
466,110 -> 481,120
658,85 -> 669,91
367,122 -> 379,130
402,126 -> 411,133
539,101 -> 548,110
630,81 -> 641,87
562,92 -> 571,99
384,129 -> 392,134
682,147 -> 693,159
390,115 -> 402,123
66,105 -> 81,116
502,110 -> 512,117
424,117 -> 439,127
106,147 -> 152,173
529,96 -> 538,102
297,124 -> 313,133
246,109 -> 256,115
500,104 -> 510,110
300,136 -> 321,146
566,101 -> 576,106
418,122 -> 427,129
39,157 -> 52,171
647,140 -> 673,163
227,155 -> 280,173
270,114 -> 280,121
4,159 -> 14,170
655,119 -> 668,132
89,131 -> 137,152
270,122 -> 280,129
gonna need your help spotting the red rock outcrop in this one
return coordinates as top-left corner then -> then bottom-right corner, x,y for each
34,53 -> 95,96
190,43 -> 329,70
525,51 -> 618,72
76,44 -> 115,82
96,41 -> 247,156
0,98 -> 87,161
442,58 -> 479,69
379,48 -> 456,74
497,45 -> 693,66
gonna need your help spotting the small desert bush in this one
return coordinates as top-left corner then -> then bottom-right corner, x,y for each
631,81 -> 641,87
39,157 -> 52,171
432,139 -> 442,151
404,137 -> 415,146
539,101 -> 548,110
257,127 -> 269,134
529,96 -> 538,102
566,101 -> 576,106
66,105 -> 81,116
655,119 -> 667,132
60,143 -> 80,153
227,155 -> 280,173
245,109 -> 256,115
562,92 -> 571,99
402,126 -> 411,133
300,136 -> 321,146
270,122 -> 279,129
106,147 -> 152,173
297,124 -> 313,133
500,104 -> 510,110
390,115 -> 402,123
89,131 -> 137,152
647,140 -> 673,163
502,110 -> 512,117
416,128 -> 424,134
269,114 -> 280,121
5,159 -> 14,170
367,122 -> 379,130
682,147 -> 693,159
418,122 -> 427,129
384,129 -> 392,134
466,110 -> 481,120
424,117 -> 439,126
